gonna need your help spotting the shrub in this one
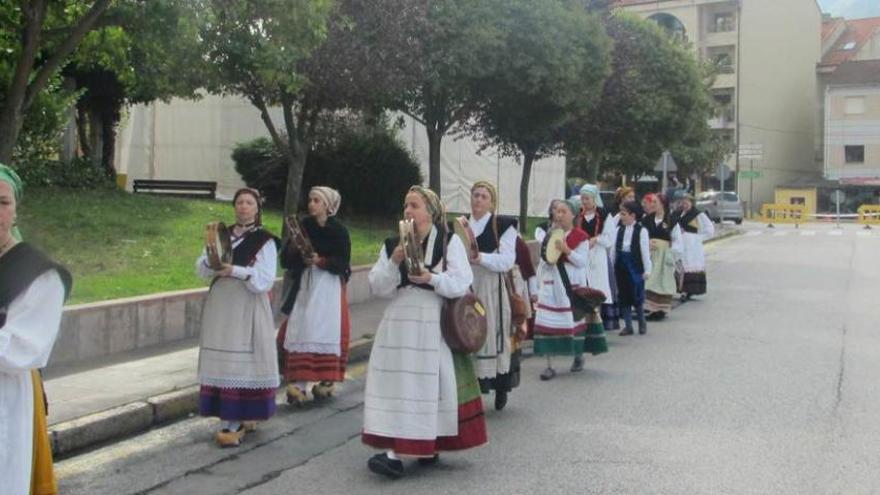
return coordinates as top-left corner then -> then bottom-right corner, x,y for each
233,129 -> 422,217
15,157 -> 115,190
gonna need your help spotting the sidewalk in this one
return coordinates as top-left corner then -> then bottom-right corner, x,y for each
44,298 -> 388,457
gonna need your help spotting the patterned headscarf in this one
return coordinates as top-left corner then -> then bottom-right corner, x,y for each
578,183 -> 604,208
563,197 -> 581,217
407,185 -> 445,225
471,181 -> 498,211
232,188 -> 263,227
310,186 -> 342,217
0,163 -> 23,240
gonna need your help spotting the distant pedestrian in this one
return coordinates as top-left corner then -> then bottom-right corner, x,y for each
363,186 -> 486,479
611,201 -> 652,336
195,188 -> 280,447
670,194 -> 715,300
0,163 -> 72,495
278,186 -> 352,406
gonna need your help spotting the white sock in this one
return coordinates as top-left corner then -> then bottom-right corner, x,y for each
386,450 -> 400,461
224,421 -> 242,431
546,356 -> 553,369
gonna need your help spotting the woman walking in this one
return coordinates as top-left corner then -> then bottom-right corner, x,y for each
363,186 -> 486,479
195,188 -> 280,447
671,194 -> 715,300
641,193 -> 683,320
279,186 -> 352,406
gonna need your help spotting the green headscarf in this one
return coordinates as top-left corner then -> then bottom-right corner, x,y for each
0,163 -> 23,240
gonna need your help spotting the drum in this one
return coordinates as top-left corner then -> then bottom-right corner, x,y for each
205,222 -> 232,270
452,216 -> 478,259
541,228 -> 565,264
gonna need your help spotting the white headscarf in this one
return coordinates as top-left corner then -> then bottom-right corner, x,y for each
310,186 -> 342,217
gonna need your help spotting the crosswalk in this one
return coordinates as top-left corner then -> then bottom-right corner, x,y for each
742,228 -> 878,239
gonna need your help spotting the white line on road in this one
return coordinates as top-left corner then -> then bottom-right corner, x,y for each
772,231 -> 788,237
828,230 -> 844,236
801,231 -> 817,236
856,231 -> 872,237
745,231 -> 763,237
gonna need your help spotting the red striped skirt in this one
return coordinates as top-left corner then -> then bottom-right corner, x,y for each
277,288 -> 351,383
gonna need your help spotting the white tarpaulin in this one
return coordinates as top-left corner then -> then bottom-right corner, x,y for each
116,96 -> 565,216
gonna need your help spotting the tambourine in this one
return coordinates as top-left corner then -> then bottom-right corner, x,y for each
205,221 -> 232,270
452,216 -> 478,259
540,228 -> 565,264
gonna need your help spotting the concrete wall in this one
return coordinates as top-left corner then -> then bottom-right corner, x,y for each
48,265 -> 374,370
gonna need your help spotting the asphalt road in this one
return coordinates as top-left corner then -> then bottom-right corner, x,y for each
57,223 -> 880,494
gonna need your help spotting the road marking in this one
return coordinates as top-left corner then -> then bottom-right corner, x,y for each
828,230 -> 844,236
745,231 -> 763,237
856,231 -> 872,237
772,231 -> 788,237
800,231 -> 816,236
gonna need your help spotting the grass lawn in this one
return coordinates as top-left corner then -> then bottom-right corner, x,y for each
20,188 -> 397,304
19,188 -> 548,304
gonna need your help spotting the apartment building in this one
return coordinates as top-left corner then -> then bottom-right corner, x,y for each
615,0 -> 822,213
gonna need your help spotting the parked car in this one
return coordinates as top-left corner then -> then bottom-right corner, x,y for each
696,191 -> 744,224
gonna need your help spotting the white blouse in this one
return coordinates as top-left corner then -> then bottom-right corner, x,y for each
195,234 -> 278,294
469,213 -> 517,273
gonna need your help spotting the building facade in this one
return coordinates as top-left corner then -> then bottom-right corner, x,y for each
616,0 -> 823,214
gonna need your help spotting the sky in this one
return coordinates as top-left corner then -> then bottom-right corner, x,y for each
818,0 -> 880,19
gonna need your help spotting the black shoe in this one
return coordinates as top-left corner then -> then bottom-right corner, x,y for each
417,454 -> 440,467
619,328 -> 634,336
570,356 -> 584,373
638,323 -> 647,335
368,453 -> 404,479
494,390 -> 508,411
539,367 -> 557,381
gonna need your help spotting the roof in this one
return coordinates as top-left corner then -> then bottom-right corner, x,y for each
821,16 -> 880,66
822,16 -> 845,42
827,60 -> 880,85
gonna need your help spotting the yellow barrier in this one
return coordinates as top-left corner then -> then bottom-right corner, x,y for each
857,205 -> 880,227
760,203 -> 806,227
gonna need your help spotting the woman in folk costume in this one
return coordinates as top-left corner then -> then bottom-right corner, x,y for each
576,185 -> 614,351
460,181 -> 519,411
363,186 -> 486,479
534,199 -> 563,243
670,193 -> 715,300
611,201 -> 652,336
195,188 -> 280,447
279,186 -> 351,406
598,186 -> 634,331
641,193 -> 683,321
0,164 -> 72,495
278,186 -> 351,405
533,198 -> 591,381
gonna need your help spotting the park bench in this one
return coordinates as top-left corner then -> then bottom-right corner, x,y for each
132,179 -> 217,199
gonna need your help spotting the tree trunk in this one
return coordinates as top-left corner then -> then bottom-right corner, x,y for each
101,112 -> 117,180
0,109 -> 25,164
427,128 -> 442,195
283,145 -> 308,219
519,151 -> 537,233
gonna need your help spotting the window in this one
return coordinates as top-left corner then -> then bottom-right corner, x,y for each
843,41 -> 856,50
845,96 -> 865,115
845,145 -> 865,164
790,197 -> 805,206
712,13 -> 736,32
723,192 -> 740,202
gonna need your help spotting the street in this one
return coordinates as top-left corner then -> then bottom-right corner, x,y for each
57,223 -> 880,494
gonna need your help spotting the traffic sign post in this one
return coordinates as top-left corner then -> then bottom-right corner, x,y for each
830,189 -> 846,229
738,144 -> 763,219
715,163 -> 732,224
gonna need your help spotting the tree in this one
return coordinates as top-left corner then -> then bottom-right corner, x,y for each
0,0 -> 113,163
565,12 -> 714,182
394,0 -> 506,194
63,0 -> 205,178
465,0 -> 611,230
201,0 -> 424,216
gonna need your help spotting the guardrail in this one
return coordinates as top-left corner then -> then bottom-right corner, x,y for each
760,204 -> 806,228
857,205 -> 880,229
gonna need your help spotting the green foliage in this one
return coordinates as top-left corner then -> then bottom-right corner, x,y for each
233,126 -> 422,216
15,157 -> 114,189
566,12 -> 716,178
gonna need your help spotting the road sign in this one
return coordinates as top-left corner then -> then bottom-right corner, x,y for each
830,189 -> 846,205
738,144 -> 764,160
714,163 -> 732,180
739,170 -> 762,179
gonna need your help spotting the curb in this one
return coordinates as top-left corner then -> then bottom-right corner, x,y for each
49,337 -> 374,459
704,228 -> 743,245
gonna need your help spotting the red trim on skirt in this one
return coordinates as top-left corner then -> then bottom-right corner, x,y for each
361,398 -> 488,457
278,285 -> 351,382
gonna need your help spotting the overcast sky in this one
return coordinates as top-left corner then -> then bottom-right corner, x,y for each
818,0 -> 880,19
